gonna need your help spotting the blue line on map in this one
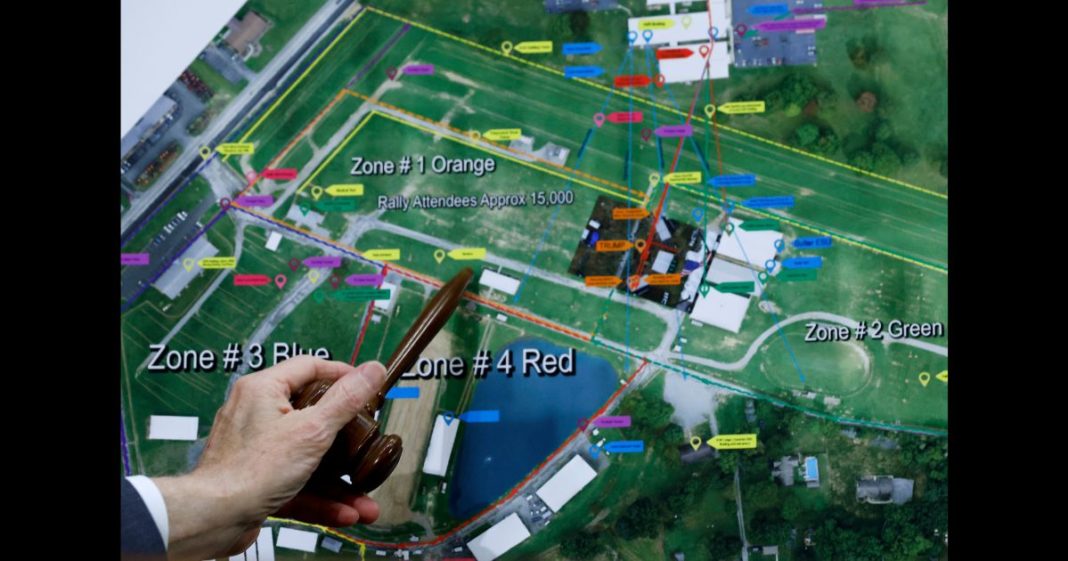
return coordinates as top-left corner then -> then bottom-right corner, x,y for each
576,128 -> 594,159
121,154 -> 219,248
120,207 -> 230,313
348,23 -> 411,87
232,207 -> 382,269
512,48 -> 635,304
120,405 -> 132,476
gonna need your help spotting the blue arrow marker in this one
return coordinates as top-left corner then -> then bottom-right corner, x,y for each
459,410 -> 501,423
783,256 -> 823,269
604,440 -> 645,453
743,195 -> 795,209
563,42 -> 602,55
709,174 -> 757,188
793,236 -> 832,249
564,65 -> 605,78
749,3 -> 790,16
385,387 -> 419,399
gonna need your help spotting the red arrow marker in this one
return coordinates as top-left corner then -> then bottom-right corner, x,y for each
233,274 -> 271,287
614,74 -> 651,88
607,111 -> 643,124
656,48 -> 694,60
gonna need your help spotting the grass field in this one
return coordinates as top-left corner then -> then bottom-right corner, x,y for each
365,0 -> 948,193
121,177 -> 215,252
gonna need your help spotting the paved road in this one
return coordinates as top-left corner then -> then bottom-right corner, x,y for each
121,0 -> 358,236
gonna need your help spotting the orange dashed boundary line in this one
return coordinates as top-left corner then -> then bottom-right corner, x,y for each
341,89 -> 646,200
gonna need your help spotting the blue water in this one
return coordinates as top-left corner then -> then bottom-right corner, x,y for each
448,338 -> 619,518
805,457 -> 819,480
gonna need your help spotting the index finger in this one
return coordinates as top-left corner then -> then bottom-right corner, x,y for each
255,355 -> 356,395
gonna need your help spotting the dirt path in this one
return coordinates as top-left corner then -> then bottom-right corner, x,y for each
369,329 -> 455,526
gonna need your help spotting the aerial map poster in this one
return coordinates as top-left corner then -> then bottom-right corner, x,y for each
119,1 -> 948,560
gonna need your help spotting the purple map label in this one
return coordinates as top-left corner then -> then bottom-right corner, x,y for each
304,256 -> 343,268
755,18 -> 827,32
404,64 -> 435,75
121,253 -> 150,266
346,273 -> 384,286
655,124 -> 694,138
594,416 -> 632,428
235,194 -> 274,207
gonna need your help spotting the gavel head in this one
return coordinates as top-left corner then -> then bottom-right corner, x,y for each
289,267 -> 474,495
290,381 -> 405,495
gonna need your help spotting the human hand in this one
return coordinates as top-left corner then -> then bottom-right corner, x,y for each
153,357 -> 386,560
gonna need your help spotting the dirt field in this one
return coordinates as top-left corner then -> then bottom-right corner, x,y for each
368,330 -> 455,526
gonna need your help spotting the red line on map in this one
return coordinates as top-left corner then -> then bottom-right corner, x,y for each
348,265 -> 389,365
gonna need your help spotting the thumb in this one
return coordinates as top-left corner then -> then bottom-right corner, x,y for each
313,361 -> 386,432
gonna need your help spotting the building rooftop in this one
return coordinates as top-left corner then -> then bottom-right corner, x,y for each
225,11 -> 270,56
467,513 -> 531,561
536,455 -> 598,512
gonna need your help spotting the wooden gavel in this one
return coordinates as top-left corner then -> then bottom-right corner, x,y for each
290,267 -> 474,495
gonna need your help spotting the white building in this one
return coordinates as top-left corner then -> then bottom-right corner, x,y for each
690,288 -> 750,333
715,217 -> 782,270
467,513 -> 530,561
479,269 -> 520,296
147,415 -> 199,441
422,414 -> 460,477
276,527 -> 317,553
627,1 -> 731,81
265,231 -> 283,252
374,282 -> 398,312
535,455 -> 598,513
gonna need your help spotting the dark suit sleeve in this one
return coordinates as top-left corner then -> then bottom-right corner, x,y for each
121,478 -> 168,561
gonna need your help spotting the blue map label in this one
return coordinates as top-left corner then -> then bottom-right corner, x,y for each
564,65 -> 605,78
385,387 -> 420,399
792,236 -> 832,249
782,256 -> 823,269
748,3 -> 790,16
604,440 -> 645,453
459,410 -> 501,423
743,196 -> 795,209
563,42 -> 603,55
710,174 -> 757,188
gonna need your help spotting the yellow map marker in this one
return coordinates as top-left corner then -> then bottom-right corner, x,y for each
198,257 -> 237,269
514,40 -> 553,54
681,14 -> 693,29
501,41 -> 513,56
182,258 -> 195,272
918,372 -> 931,387
704,104 -> 716,119
325,184 -> 364,197
634,239 -> 647,252
468,130 -> 482,141
310,186 -> 325,201
935,370 -> 948,383
483,128 -> 522,141
307,270 -> 320,284
364,249 -> 401,260
718,101 -> 767,115
433,249 -> 446,264
648,173 -> 660,188
706,434 -> 758,450
665,171 -> 701,185
216,142 -> 254,155
198,146 -> 212,160
448,247 -> 487,260
689,436 -> 702,451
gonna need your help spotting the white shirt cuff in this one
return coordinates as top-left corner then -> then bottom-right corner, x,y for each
126,475 -> 169,550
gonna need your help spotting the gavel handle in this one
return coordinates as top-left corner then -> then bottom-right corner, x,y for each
368,267 -> 474,410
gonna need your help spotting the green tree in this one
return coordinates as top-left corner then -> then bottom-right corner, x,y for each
794,123 -> 820,147
568,11 -> 590,38
560,530 -> 602,559
707,533 -> 742,560
782,494 -> 802,521
614,497 -> 662,539
870,142 -> 902,175
850,150 -> 875,171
